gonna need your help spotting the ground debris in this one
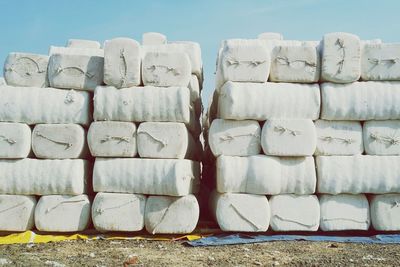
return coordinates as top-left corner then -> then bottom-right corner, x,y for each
123,254 -> 138,267
0,258 -> 12,266
44,260 -> 66,267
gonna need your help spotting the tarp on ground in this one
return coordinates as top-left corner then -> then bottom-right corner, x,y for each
187,233 -> 400,247
0,230 -> 204,245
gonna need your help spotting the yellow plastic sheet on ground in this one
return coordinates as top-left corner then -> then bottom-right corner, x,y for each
0,231 -> 205,245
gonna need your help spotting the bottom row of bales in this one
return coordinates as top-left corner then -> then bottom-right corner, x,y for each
211,193 -> 399,232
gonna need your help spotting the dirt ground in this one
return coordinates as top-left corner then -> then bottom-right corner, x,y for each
0,238 -> 399,266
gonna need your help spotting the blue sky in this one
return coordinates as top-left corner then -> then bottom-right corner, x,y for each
1,0 -> 400,104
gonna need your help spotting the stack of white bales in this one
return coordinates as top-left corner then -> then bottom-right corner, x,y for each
206,33 -> 321,232
318,32 -> 400,231
0,39 -> 96,232
90,33 -> 203,234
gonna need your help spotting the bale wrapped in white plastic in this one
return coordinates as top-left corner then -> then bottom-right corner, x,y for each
208,119 -> 261,157
210,192 -> 270,232
363,120 -> 400,155
314,120 -> 363,156
142,42 -> 202,79
269,45 -> 320,83
0,77 -> 5,85
142,52 -> 191,87
218,82 -> 320,120
48,54 -> 104,91
0,195 -> 36,232
258,32 -> 283,40
0,158 -> 88,195
217,155 -> 316,195
188,75 -> 202,115
67,39 -> 101,49
93,158 -> 200,196
87,121 -> 137,157
35,195 -> 91,232
145,195 -> 199,234
320,194 -> 370,231
0,122 -> 31,159
0,86 -> 91,126
137,122 -> 200,160
49,46 -> 104,57
261,119 -> 316,156
3,52 -> 49,87
103,38 -> 141,88
316,155 -> 400,194
321,32 -> 361,83
218,39 -> 270,86
92,192 -> 146,232
320,82 -> 400,120
32,124 -> 87,159
370,194 -> 400,231
269,194 -> 320,231
142,32 -> 167,45
93,86 -> 196,130
361,43 -> 400,81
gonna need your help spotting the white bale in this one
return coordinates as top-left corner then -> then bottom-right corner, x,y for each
87,121 -> 137,157
0,195 -> 36,232
92,192 -> 146,232
142,42 -> 202,79
0,86 -> 91,126
269,45 -> 320,83
363,120 -> 400,155
4,52 -> 49,87
218,81 -> 320,120
0,158 -> 88,195
320,194 -> 370,231
210,192 -> 270,232
145,195 -> 199,234
321,32 -> 361,83
316,155 -> 400,194
103,38 -> 141,88
67,39 -> 101,49
269,194 -> 320,231
49,46 -> 104,57
0,122 -> 31,159
188,75 -> 202,115
261,119 -> 316,156
370,194 -> 400,231
209,119 -> 261,157
48,53 -> 104,91
32,124 -> 87,159
93,85 -> 194,128
361,43 -> 400,81
219,39 -> 270,85
314,120 -> 363,156
142,52 -> 191,87
93,158 -> 200,196
142,32 -> 167,45
137,122 -> 200,160
257,32 -> 283,40
0,77 -> 5,85
320,82 -> 400,120
35,195 -> 90,232
217,155 -> 316,195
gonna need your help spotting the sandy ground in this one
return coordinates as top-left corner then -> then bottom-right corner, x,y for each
0,238 -> 399,266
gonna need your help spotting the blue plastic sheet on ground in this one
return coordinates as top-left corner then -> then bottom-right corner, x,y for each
187,233 -> 400,247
